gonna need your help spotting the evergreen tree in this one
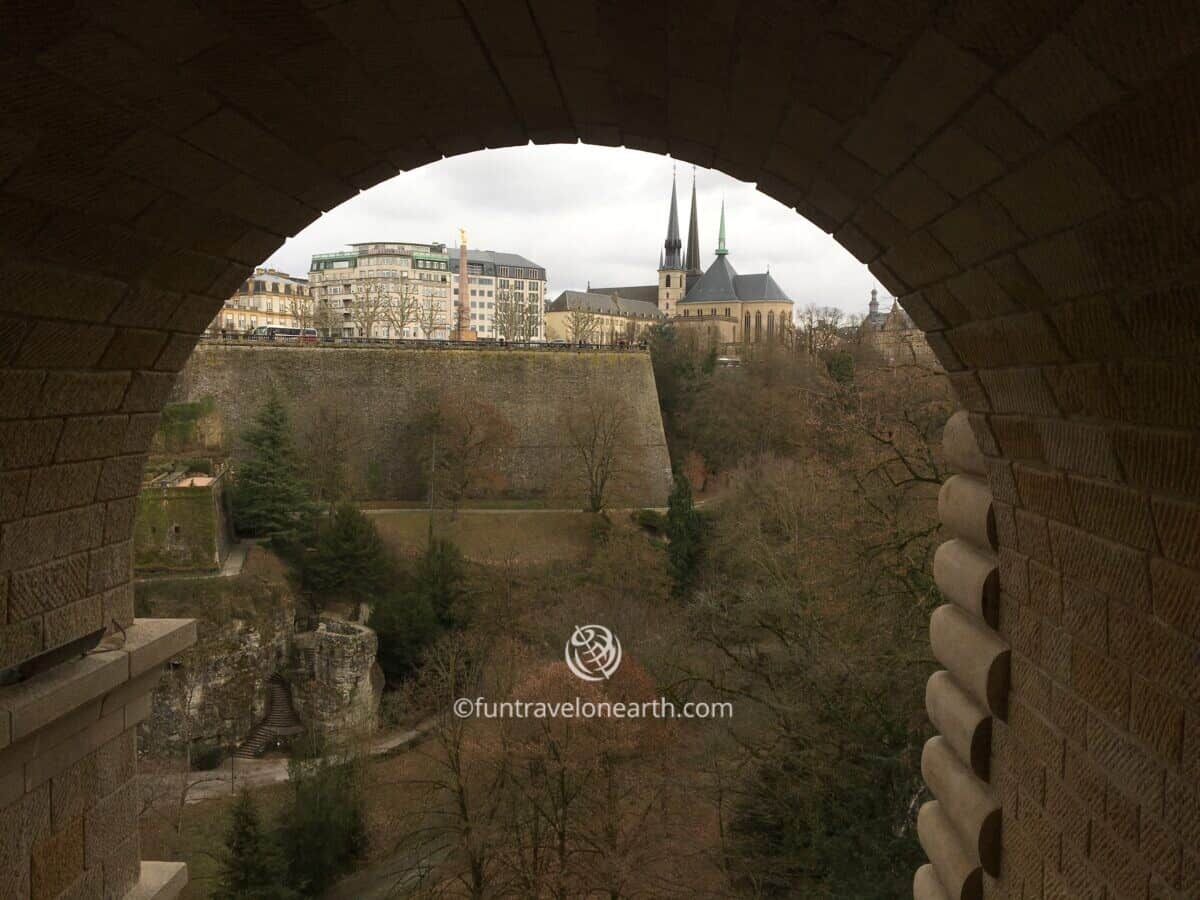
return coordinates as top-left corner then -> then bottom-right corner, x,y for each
213,790 -> 296,900
231,390 -> 315,538
369,586 -> 440,680
278,755 -> 367,895
666,473 -> 704,596
302,504 -> 392,610
413,537 -> 469,628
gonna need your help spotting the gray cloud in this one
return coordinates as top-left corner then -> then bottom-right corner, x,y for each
264,144 -> 890,317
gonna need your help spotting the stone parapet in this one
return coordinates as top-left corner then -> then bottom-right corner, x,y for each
0,619 -> 193,899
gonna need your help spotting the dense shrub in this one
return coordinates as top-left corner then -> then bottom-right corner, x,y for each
277,754 -> 367,894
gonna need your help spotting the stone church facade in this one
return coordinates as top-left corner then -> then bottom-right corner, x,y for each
587,174 -> 795,350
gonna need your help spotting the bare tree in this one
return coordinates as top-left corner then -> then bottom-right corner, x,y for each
417,292 -> 449,341
566,304 -> 599,345
352,276 -> 395,339
385,277 -> 422,339
313,296 -> 337,338
796,304 -> 844,355
564,386 -> 631,512
493,289 -> 539,342
287,291 -> 315,331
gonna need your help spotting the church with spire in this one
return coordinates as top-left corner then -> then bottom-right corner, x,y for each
583,171 -> 795,348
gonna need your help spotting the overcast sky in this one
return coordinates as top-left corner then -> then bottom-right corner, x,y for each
263,144 -> 887,317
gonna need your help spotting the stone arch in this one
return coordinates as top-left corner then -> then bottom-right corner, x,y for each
0,5 -> 1197,898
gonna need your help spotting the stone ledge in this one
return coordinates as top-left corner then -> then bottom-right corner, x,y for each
0,618 -> 194,746
122,861 -> 188,900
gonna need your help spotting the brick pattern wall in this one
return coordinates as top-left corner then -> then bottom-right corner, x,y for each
0,4 -> 1197,898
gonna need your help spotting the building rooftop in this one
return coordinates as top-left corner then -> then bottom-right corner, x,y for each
548,290 -> 666,319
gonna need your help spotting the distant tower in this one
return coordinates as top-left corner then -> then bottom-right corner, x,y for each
868,287 -> 879,319
658,172 -> 685,315
716,198 -> 729,256
684,168 -> 702,286
455,228 -> 475,341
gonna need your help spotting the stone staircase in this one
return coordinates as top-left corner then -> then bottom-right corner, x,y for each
234,675 -> 305,758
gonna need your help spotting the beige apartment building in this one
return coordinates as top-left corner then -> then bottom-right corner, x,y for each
208,268 -> 313,334
545,290 -> 666,344
307,242 -> 453,339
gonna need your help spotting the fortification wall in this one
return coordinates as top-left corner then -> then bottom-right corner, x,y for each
172,345 -> 673,506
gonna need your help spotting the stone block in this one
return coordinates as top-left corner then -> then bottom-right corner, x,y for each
0,418 -> 63,470
95,455 -> 146,501
0,471 -> 30,523
930,604 -> 1010,718
939,475 -> 997,551
1087,711 -> 1166,818
0,651 -> 128,741
1068,475 -> 1157,552
30,814 -> 83,900
87,542 -> 131,595
1114,427 -> 1200,497
1131,672 -> 1184,767
1039,419 -> 1121,481
1047,521 -> 1151,609
917,123 -> 1007,200
1150,497 -> 1200,569
14,322 -> 115,370
54,865 -> 102,900
977,368 -> 1059,417
22,462 -> 104,517
0,343 -> 37,391
104,831 -> 140,899
99,667 -> 160,719
125,619 -> 196,677
125,692 -> 152,729
926,670 -> 992,779
1150,557 -> 1200,642
38,372 -> 130,417
1071,641 -> 1130,726
0,617 -> 44,670
844,30 -> 992,175
82,778 -> 135,869
1013,464 -> 1073,525
98,329 -> 168,371
44,595 -> 103,652
121,414 -> 160,455
930,193 -> 1025,269
101,584 -> 134,631
121,371 -> 177,413
996,31 -> 1123,139
9,553 -> 89,621
123,861 -> 187,900
103,498 -> 138,545
55,416 -> 128,463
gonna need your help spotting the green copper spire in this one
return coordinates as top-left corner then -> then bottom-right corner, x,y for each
715,198 -> 728,255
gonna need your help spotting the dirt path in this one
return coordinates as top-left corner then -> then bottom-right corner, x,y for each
142,723 -> 428,804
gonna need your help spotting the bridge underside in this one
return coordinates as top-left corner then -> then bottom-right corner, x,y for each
0,2 -> 1198,898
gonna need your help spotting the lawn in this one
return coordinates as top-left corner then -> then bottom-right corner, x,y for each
368,509 -> 599,563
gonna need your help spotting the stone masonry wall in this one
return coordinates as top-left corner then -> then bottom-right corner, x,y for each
289,618 -> 382,737
173,344 -> 674,506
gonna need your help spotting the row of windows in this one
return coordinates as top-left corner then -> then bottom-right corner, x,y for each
241,279 -> 306,295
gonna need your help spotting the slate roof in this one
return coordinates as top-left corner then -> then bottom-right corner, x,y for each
589,284 -> 659,303
681,256 -> 792,303
447,249 -> 545,278
548,290 -> 666,319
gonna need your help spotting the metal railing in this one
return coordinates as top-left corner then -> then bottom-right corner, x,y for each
198,333 -> 649,353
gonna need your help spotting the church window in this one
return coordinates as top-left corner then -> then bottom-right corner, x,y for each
767,311 -> 775,337
755,311 -> 762,340
665,274 -> 671,287
743,313 -> 750,341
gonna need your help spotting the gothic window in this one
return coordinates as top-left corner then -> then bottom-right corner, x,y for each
755,311 -> 762,341
744,312 -> 751,341
665,274 -> 671,287
767,311 -> 775,337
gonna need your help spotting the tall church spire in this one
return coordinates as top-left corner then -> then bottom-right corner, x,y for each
661,171 -> 683,270
715,198 -> 729,256
684,168 -> 702,276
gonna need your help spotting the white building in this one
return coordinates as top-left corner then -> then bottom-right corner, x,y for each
448,249 -> 547,341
